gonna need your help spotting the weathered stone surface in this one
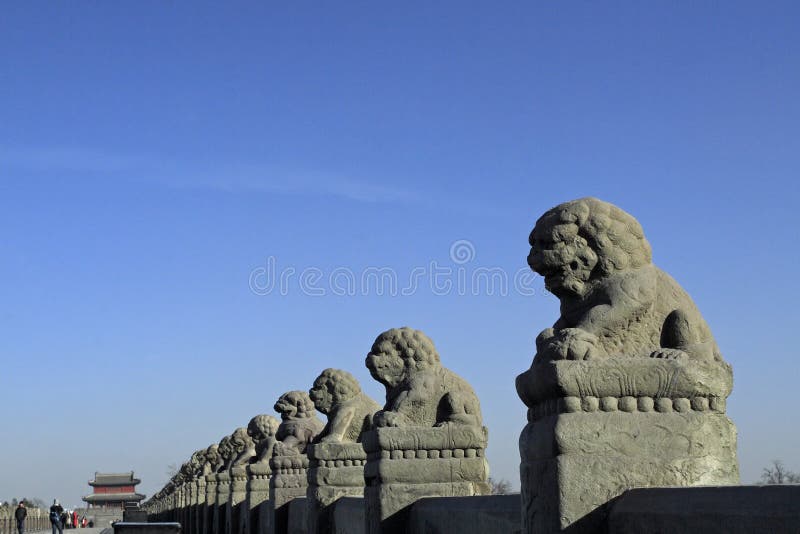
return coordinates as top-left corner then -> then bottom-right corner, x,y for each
201,445 -> 221,534
269,453 -> 310,534
244,463 -> 272,534
310,369 -> 381,444
307,443 -> 369,534
272,391 -> 325,456
307,369 -> 380,534
516,198 -> 740,533
194,476 -> 206,534
213,435 -> 236,534
520,197 -> 727,365
231,427 -> 257,466
204,475 -> 218,534
366,328 -> 483,429
607,485 -> 800,534
248,415 -> 280,465
243,416 -> 279,534
179,450 -> 206,534
227,466 -> 248,534
214,472 -> 231,534
227,427 -> 258,534
217,435 -> 236,473
364,328 -> 490,534
408,495 -> 521,534
203,444 -> 222,476
269,391 -> 324,534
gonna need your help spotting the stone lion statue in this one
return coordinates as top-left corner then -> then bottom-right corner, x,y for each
525,197 -> 722,364
230,427 -> 256,466
366,327 -> 483,428
202,444 -> 220,475
272,390 -> 325,455
309,368 -> 381,443
216,434 -> 235,472
247,414 -> 280,464
181,449 -> 206,477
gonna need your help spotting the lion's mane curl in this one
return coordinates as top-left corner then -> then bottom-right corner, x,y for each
370,327 -> 440,372
316,368 -> 361,402
531,197 -> 652,275
274,390 -> 316,419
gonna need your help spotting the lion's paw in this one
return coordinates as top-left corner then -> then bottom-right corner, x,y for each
539,328 -> 607,361
373,410 -> 404,428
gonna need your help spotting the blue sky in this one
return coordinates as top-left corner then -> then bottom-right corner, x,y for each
1,2 -> 798,507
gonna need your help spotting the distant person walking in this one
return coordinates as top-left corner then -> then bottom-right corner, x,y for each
15,501 -> 27,534
49,500 -> 64,534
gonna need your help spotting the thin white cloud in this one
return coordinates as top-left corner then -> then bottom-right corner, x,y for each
0,145 -> 419,205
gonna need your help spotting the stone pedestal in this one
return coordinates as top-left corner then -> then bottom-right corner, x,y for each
204,475 -> 217,534
215,473 -> 231,534
517,358 -> 739,533
269,453 -> 310,534
307,442 -> 368,533
245,464 -> 272,534
362,426 -> 490,534
229,466 -> 248,534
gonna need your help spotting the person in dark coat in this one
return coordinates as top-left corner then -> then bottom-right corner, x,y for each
14,501 -> 27,534
49,500 -> 64,534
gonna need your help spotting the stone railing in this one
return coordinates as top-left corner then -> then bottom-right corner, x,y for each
0,507 -> 48,534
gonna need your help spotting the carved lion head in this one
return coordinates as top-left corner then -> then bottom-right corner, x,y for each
217,434 -> 234,460
247,414 -> 280,441
230,427 -> 252,452
181,449 -> 205,476
528,197 -> 652,298
190,449 -> 206,468
204,444 -> 220,464
309,368 -> 361,415
366,327 -> 440,389
274,390 -> 316,420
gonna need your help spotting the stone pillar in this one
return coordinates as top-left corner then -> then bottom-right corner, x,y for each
307,442 -> 368,533
169,490 -> 176,522
179,483 -> 187,526
187,480 -> 197,534
195,476 -> 207,534
362,426 -> 490,533
245,464 -> 272,534
215,472 -> 231,534
269,453 -> 310,534
205,474 -> 218,534
228,466 -> 248,534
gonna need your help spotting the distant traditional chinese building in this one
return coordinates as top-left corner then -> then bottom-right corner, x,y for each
82,472 -> 146,509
